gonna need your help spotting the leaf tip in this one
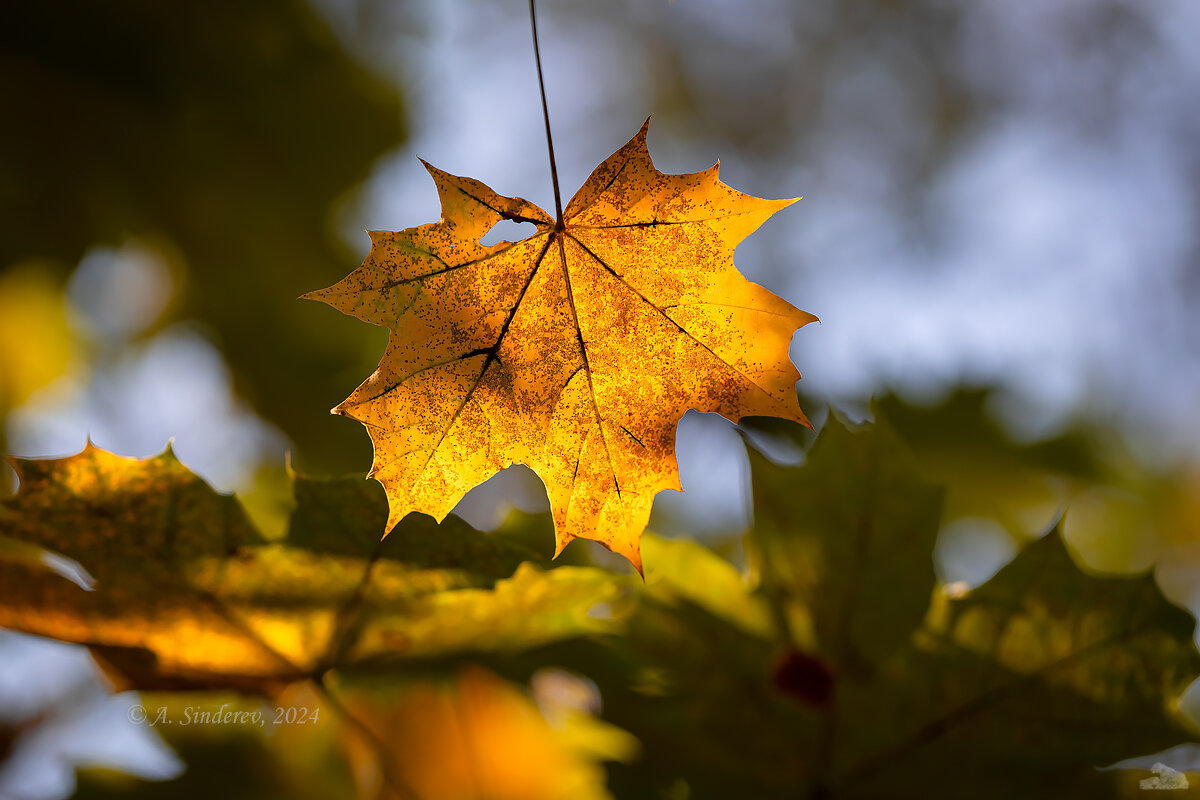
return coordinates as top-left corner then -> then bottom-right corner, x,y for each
612,538 -> 644,577
630,117 -> 652,154
771,196 -> 802,214
383,502 -> 413,539
418,158 -> 447,182
552,532 -> 575,560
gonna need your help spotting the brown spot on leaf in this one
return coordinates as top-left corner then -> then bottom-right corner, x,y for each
771,647 -> 835,708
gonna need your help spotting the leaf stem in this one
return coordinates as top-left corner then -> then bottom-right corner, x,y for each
528,0 -> 564,228
313,673 -> 421,800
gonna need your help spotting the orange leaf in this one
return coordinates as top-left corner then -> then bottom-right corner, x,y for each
339,667 -> 629,800
305,120 -> 815,571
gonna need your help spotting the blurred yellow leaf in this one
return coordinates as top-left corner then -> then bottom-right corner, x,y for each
305,120 -> 814,571
0,446 -> 627,691
1065,466 -> 1200,588
641,532 -> 777,640
0,265 -> 72,407
341,666 -> 630,800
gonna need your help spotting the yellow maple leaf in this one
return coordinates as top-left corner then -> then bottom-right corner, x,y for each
338,666 -> 635,800
305,120 -> 815,571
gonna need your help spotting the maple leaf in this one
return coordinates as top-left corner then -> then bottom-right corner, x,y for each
569,419 -> 1200,798
304,120 -> 815,570
0,446 -> 625,691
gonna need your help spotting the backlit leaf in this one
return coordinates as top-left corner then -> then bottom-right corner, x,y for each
562,421 -> 1200,798
304,121 -> 815,570
0,446 -> 626,691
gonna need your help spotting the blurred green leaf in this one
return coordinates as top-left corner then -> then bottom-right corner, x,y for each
833,527 -> 1200,798
748,415 -> 945,674
2,429 -> 1195,799
878,388 -> 1100,543
565,421 -> 1199,799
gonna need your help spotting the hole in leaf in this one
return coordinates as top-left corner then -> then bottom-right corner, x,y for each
38,549 -> 97,591
480,219 -> 536,246
1,460 -> 16,497
450,464 -> 548,531
0,533 -> 95,591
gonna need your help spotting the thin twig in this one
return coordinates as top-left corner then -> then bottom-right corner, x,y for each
313,672 -> 422,800
197,584 -> 418,798
529,0 -> 564,227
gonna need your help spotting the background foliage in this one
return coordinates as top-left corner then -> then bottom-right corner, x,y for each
3,1 -> 1200,798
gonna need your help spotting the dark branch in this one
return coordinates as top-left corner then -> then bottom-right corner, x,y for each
528,0 -> 564,228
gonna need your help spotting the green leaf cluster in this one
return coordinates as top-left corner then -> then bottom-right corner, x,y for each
2,412 -> 1197,798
